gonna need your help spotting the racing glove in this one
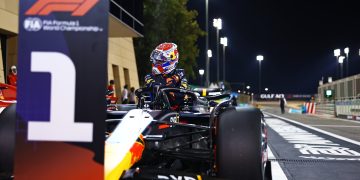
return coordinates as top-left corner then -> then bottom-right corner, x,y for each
166,75 -> 180,87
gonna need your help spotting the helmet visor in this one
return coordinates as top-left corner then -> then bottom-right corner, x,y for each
151,50 -> 168,63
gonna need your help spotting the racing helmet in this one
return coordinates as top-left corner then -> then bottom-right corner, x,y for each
10,65 -> 17,74
150,43 -> 179,75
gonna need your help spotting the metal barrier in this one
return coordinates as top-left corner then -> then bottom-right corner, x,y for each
336,99 -> 360,117
315,101 -> 335,116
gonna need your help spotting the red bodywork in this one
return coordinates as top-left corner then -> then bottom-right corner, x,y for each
0,83 -> 16,108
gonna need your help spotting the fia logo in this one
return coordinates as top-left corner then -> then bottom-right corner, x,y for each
23,17 -> 42,32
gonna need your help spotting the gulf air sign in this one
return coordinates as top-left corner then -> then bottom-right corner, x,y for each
260,94 -> 285,99
26,0 -> 99,16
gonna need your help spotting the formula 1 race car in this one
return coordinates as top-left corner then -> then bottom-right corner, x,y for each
105,87 -> 271,180
0,85 -> 270,180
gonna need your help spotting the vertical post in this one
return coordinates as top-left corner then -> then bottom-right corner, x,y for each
344,47 -> 349,77
336,57 -> 339,80
216,28 -> 219,83
205,56 -> 210,87
201,75 -> 204,86
340,63 -> 343,78
334,49 -> 340,80
205,0 -> 209,87
346,55 -> 349,77
223,45 -> 225,82
206,55 -> 210,87
338,56 -> 345,79
259,61 -> 262,95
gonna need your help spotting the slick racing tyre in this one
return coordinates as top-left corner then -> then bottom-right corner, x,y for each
0,104 -> 16,177
217,107 -> 266,180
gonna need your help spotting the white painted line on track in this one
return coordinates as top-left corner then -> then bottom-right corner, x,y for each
268,146 -> 288,180
264,112 -> 360,146
307,114 -> 360,124
0,107 -> 5,114
308,125 -> 360,128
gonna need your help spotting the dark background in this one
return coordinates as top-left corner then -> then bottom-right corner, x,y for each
188,0 -> 360,94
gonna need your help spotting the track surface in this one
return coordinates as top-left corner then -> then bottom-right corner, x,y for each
264,112 -> 360,180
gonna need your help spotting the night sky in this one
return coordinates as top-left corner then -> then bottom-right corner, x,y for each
187,0 -> 360,94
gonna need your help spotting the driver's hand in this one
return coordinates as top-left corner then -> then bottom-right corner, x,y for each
166,75 -> 180,86
169,92 -> 176,100
166,78 -> 174,86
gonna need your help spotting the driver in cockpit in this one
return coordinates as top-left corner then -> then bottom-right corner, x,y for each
144,42 -> 188,90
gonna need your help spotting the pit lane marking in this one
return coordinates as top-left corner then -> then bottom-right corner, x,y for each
308,114 -> 360,124
307,125 -> 360,128
268,147 -> 288,180
264,112 -> 360,146
266,118 -> 360,159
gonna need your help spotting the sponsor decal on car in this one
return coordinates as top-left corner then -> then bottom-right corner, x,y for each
157,174 -> 202,180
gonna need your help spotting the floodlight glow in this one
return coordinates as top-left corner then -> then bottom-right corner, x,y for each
328,77 -> 332,83
265,88 -> 269,91
217,19 -> 222,30
199,69 -> 205,76
256,55 -> 264,61
338,56 -> 345,63
207,49 -> 212,58
344,47 -> 349,54
246,86 -> 250,89
213,18 -> 222,30
334,49 -> 340,57
220,37 -> 228,46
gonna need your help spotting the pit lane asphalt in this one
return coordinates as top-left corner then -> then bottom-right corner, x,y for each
263,106 -> 360,142
263,107 -> 360,180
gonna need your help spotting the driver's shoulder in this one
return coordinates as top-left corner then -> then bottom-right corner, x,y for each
174,69 -> 185,78
144,74 -> 154,80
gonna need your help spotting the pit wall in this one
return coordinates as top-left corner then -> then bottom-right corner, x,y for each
335,99 -> 360,120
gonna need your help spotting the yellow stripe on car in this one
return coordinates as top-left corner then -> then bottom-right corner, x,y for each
202,89 -> 207,97
105,144 -> 132,180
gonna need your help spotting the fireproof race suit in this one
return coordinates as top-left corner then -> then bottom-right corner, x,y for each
144,69 -> 188,89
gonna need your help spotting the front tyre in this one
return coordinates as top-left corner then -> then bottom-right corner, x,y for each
217,108 -> 267,180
